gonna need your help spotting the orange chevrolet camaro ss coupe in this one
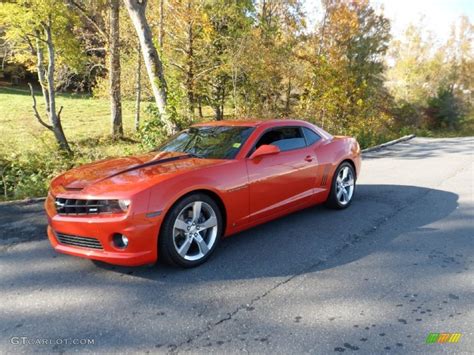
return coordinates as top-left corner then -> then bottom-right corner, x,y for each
45,119 -> 361,268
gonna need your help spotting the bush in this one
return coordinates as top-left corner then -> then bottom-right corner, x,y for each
0,137 -> 143,201
138,105 -> 168,150
138,94 -> 193,150
391,101 -> 423,129
425,88 -> 463,130
0,149 -> 71,200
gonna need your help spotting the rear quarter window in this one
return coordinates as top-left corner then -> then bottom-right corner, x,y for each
303,127 -> 321,146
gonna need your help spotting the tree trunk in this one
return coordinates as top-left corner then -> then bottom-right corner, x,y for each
197,96 -> 203,119
35,34 -> 50,113
159,0 -> 164,48
212,83 -> 225,120
110,0 -> 123,138
44,20 -> 71,153
285,78 -> 291,115
186,1 -> 195,118
317,6 -> 328,56
135,44 -> 141,131
214,105 -> 222,121
219,87 -> 225,120
232,65 -> 238,117
123,0 -> 177,135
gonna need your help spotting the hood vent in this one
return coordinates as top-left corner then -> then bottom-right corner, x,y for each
63,186 -> 84,191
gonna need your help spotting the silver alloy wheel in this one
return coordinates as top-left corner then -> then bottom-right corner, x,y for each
336,166 -> 355,205
172,201 -> 218,261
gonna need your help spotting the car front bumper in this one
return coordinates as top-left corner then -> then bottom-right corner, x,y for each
45,196 -> 163,266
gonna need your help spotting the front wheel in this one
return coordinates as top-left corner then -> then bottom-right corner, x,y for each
326,162 -> 356,209
159,193 -> 223,268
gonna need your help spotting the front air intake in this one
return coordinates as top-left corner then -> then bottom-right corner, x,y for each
55,232 -> 103,250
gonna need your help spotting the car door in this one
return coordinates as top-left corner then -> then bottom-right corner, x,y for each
246,126 -> 318,222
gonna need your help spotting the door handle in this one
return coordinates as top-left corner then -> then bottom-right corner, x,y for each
304,155 -> 313,162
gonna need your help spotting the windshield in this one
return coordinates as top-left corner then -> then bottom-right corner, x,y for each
157,126 -> 255,159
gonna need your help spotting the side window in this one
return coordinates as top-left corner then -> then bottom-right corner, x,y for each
255,127 -> 306,152
303,127 -> 321,146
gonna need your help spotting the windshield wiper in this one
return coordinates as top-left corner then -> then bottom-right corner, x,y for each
184,152 -> 204,159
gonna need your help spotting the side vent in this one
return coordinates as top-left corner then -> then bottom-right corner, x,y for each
320,166 -> 331,186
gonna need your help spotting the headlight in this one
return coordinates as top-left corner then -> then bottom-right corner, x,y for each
118,199 -> 131,212
106,199 -> 131,213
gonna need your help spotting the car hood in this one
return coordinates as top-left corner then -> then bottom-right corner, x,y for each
50,151 -> 225,197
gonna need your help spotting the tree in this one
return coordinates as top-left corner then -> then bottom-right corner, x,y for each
135,44 -> 141,131
165,0 -> 211,119
386,23 -> 446,105
0,0 -> 84,153
200,0 -> 254,120
298,0 -> 392,140
238,0 -> 305,117
387,16 -> 473,128
426,87 -> 463,129
66,0 -> 124,138
123,0 -> 177,134
444,16 -> 473,117
109,0 -> 123,138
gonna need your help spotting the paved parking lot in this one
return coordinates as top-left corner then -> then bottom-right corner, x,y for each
0,137 -> 473,353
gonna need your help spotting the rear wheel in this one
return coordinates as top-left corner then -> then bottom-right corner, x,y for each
326,162 -> 356,209
159,193 -> 223,268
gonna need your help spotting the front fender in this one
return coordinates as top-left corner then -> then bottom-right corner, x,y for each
147,160 -> 250,236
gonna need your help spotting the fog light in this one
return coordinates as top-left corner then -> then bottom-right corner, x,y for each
113,234 -> 129,249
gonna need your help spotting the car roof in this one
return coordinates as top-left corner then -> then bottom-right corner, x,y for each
191,120 -> 263,127
191,119 -> 309,128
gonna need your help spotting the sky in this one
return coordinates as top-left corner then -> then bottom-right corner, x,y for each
303,0 -> 473,43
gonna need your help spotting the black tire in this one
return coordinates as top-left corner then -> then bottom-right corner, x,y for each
159,193 -> 223,268
325,161 -> 356,209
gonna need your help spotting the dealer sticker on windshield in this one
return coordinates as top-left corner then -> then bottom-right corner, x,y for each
232,143 -> 241,148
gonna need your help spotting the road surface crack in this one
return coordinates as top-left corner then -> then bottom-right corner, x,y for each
170,153 -> 470,353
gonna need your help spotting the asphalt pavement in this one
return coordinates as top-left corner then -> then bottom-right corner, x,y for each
0,137 -> 473,354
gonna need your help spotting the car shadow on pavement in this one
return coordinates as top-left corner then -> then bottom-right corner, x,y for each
90,184 -> 459,282
0,184 -> 466,353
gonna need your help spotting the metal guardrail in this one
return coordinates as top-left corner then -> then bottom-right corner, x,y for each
362,134 -> 416,153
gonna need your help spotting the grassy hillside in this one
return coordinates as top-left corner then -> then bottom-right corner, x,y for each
1,87 -> 472,201
0,87 -> 144,157
0,87 -> 221,200
0,87 -> 152,200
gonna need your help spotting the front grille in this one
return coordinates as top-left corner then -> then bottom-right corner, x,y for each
55,198 -> 116,215
55,232 -> 103,250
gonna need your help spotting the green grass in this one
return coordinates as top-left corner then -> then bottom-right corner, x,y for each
1,86 -> 472,201
0,86 -> 145,157
0,86 -> 221,157
0,86 -> 152,201
0,86 -> 217,201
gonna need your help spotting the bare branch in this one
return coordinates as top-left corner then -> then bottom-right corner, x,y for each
57,106 -> 64,119
88,63 -> 107,74
25,32 -> 48,43
21,35 -> 36,55
85,47 -> 106,53
65,0 -> 108,42
170,61 -> 186,72
28,83 -> 53,131
195,64 -> 223,79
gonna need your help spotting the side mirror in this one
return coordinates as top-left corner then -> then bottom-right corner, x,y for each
249,144 -> 280,159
